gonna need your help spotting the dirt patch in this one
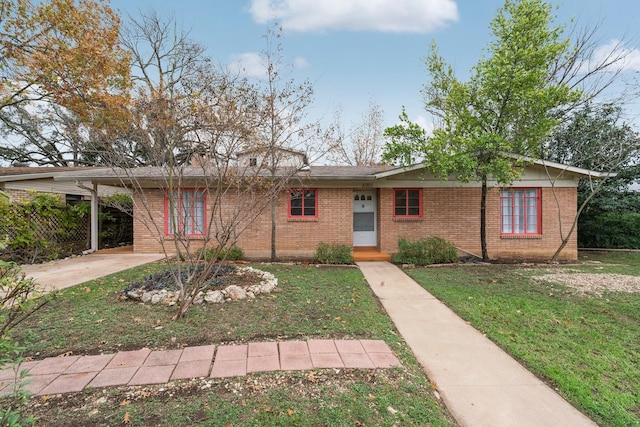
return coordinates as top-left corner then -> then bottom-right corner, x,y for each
532,273 -> 640,296
20,369 -> 408,426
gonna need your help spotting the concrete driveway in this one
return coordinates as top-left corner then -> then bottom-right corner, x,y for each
21,248 -> 165,292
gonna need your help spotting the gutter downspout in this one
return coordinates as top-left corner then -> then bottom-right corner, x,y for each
76,181 -> 99,254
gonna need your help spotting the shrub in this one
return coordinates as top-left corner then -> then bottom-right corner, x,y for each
221,245 -> 244,261
0,193 -> 89,264
578,212 -> 640,249
198,245 -> 244,261
314,242 -> 353,264
392,237 -> 458,265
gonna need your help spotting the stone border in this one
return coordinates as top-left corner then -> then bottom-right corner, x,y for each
123,266 -> 277,305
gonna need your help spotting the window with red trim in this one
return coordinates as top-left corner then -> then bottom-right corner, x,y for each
393,188 -> 422,218
500,188 -> 541,235
289,188 -> 317,218
165,188 -> 206,236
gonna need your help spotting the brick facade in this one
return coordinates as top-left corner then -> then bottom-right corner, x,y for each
133,184 -> 578,261
378,187 -> 576,260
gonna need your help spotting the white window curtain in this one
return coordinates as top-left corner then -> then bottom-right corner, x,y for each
501,189 -> 538,234
170,189 -> 205,235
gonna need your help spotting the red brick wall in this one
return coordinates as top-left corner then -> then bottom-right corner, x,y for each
238,188 -> 353,258
132,185 -> 578,261
132,189 -> 168,253
379,187 -> 577,260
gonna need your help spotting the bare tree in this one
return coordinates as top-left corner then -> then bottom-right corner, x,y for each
326,101 -> 384,166
543,103 -> 639,261
251,25 -> 322,261
97,15 -> 313,319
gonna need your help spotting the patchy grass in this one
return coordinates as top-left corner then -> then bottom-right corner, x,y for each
6,262 -> 455,426
405,251 -> 640,427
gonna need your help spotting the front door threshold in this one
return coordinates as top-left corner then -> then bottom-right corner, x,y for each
352,247 -> 392,262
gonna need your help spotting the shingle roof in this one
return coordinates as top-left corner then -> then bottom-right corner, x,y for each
50,158 -> 612,186
0,166 -> 108,182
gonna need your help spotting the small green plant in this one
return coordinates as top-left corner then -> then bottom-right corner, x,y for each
198,245 -> 244,261
392,237 -> 458,265
0,338 -> 37,427
0,261 -> 49,427
314,242 -> 353,264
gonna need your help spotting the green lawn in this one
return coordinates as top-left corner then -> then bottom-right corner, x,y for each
5,263 -> 455,426
405,251 -> 640,427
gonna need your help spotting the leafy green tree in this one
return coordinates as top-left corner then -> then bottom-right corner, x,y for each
383,0 -> 580,260
544,102 -> 640,255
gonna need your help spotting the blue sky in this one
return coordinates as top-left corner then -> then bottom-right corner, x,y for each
109,0 -> 640,132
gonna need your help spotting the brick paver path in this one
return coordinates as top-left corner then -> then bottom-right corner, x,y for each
0,340 -> 401,396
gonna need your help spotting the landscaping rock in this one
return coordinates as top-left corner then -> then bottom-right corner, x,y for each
193,292 -> 204,305
121,265 -> 278,305
204,290 -> 223,303
225,285 -> 247,301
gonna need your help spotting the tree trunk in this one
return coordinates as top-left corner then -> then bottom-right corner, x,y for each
480,176 -> 489,261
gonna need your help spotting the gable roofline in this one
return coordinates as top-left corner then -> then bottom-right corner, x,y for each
503,154 -> 617,178
373,155 -> 617,180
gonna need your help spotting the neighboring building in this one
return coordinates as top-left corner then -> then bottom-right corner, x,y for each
0,166 -> 125,203
0,166 -> 131,253
54,158 -> 611,261
236,147 -> 309,169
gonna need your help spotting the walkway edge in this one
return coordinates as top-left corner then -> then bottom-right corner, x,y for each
357,261 -> 596,427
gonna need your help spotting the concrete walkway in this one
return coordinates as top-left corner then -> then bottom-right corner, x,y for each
357,261 -> 596,427
0,340 -> 400,396
21,250 -> 165,292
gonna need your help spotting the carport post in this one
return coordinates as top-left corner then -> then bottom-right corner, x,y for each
91,183 -> 99,252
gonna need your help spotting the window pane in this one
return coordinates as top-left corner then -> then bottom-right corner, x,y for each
353,212 -> 374,231
303,190 -> 315,216
394,190 -> 406,216
514,190 -> 524,233
526,193 -> 538,233
290,190 -> 302,215
290,189 -> 316,217
168,189 -> 205,235
194,197 -> 205,234
501,196 -> 512,233
304,189 -> 316,202
501,188 -> 540,234
408,189 -> 420,203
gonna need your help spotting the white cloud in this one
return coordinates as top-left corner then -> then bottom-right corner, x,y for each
294,56 -> 310,69
228,53 -> 310,78
228,52 -> 267,78
249,0 -> 458,33
583,39 -> 640,73
414,115 -> 435,137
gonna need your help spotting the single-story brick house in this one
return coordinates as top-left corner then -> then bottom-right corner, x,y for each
54,155 -> 611,261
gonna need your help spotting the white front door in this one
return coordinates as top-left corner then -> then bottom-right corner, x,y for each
353,190 -> 377,247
